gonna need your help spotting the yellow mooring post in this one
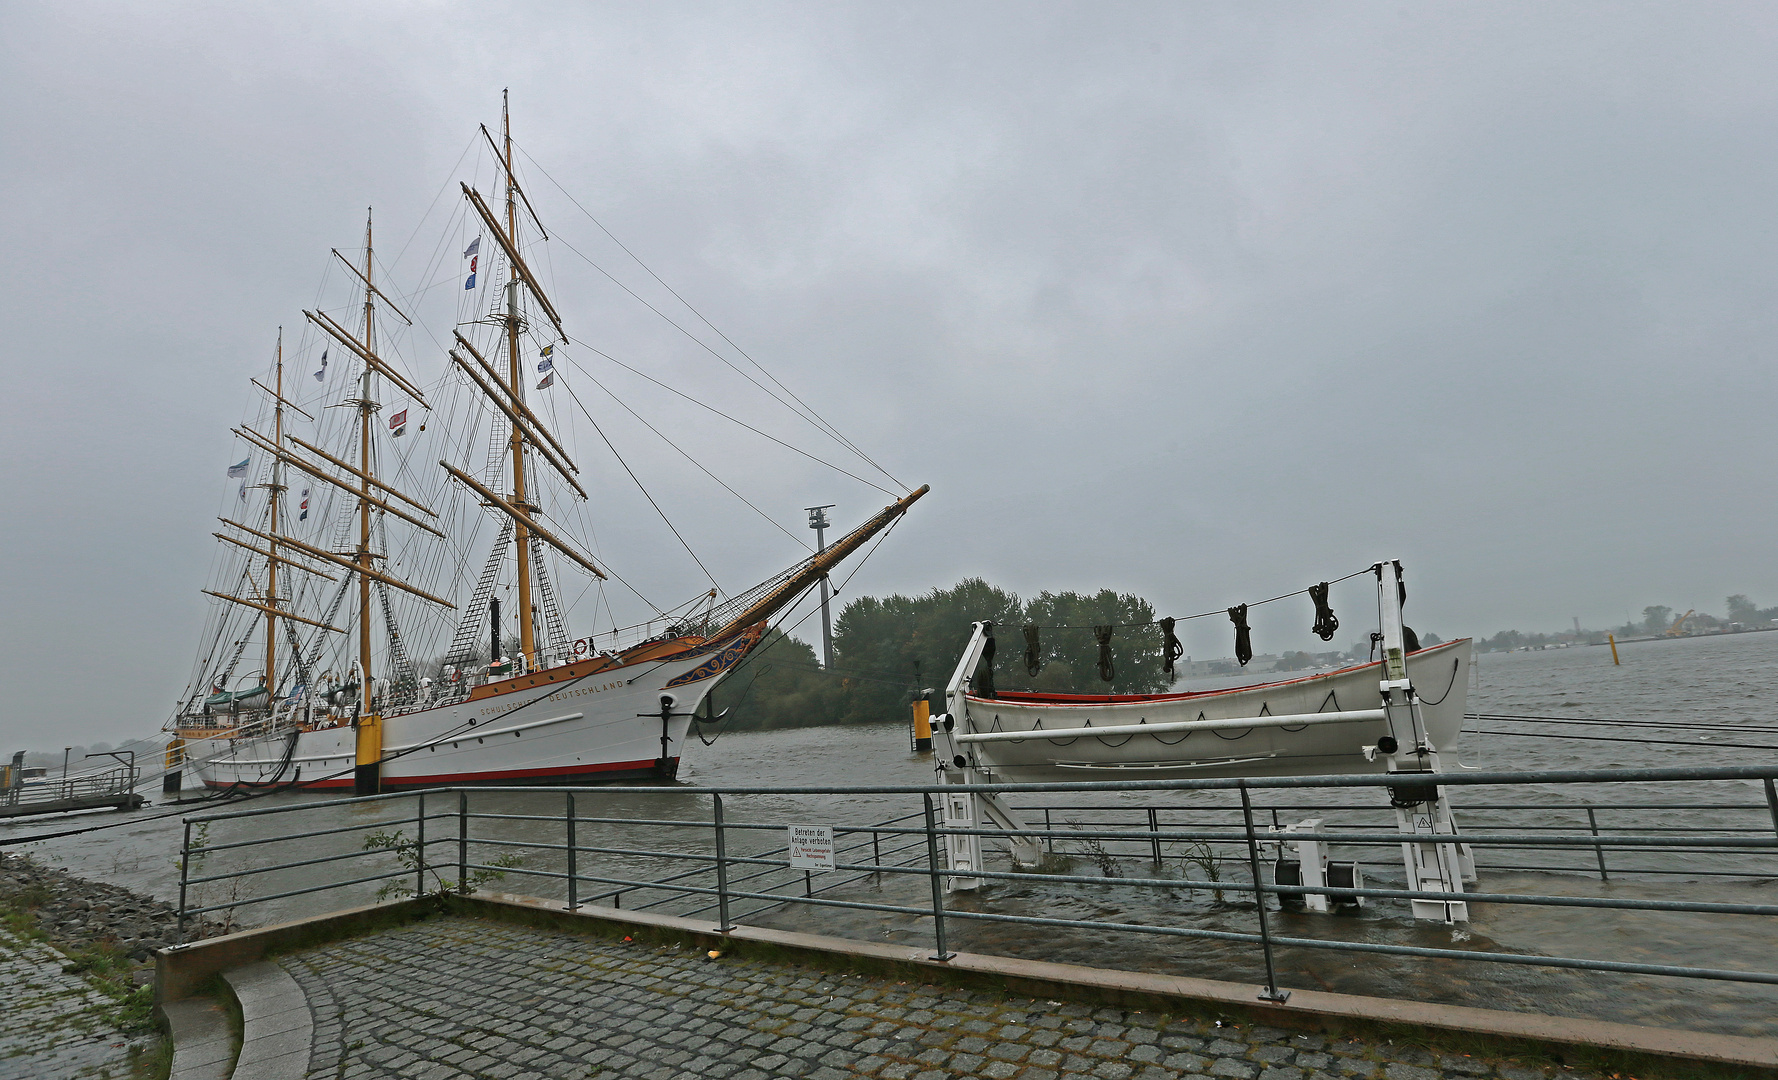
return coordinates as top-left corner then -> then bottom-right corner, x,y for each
911,698 -> 933,752
1609,634 -> 1621,665
163,737 -> 185,794
355,714 -> 383,795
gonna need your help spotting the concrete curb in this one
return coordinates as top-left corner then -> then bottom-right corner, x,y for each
162,997 -> 233,1080
155,897 -> 435,1005
221,961 -> 312,1080
464,890 -> 1778,1077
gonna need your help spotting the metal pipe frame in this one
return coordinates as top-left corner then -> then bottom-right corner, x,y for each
173,765 -> 1778,996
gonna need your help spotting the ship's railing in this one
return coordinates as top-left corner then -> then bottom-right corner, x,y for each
172,766 -> 1778,1012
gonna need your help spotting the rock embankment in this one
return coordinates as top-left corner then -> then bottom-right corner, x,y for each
0,851 -> 221,960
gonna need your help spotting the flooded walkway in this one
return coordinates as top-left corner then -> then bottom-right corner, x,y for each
279,916 -> 1586,1080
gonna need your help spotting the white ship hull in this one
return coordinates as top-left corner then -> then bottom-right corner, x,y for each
181,630 -> 759,790
952,638 -> 1471,781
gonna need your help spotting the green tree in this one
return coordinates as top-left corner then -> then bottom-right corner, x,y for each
830,579 -> 1024,725
1008,590 -> 1167,694
1642,606 -> 1673,634
714,629 -> 843,731
1727,595 -> 1759,625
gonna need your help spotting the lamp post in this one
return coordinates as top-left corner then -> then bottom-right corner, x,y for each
807,504 -> 835,669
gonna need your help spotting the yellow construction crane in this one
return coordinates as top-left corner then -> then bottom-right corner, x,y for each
1665,610 -> 1695,636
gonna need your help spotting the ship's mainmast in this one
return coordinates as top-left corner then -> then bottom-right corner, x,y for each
358,212 -> 377,718
265,329 -> 284,692
503,92 -> 537,669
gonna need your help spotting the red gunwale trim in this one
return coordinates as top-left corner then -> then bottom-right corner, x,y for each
970,638 -> 1470,707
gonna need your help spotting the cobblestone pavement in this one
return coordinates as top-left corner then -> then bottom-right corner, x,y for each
282,917 -> 1605,1080
0,926 -> 150,1080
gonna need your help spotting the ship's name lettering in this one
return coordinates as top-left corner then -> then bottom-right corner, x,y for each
477,680 -> 625,717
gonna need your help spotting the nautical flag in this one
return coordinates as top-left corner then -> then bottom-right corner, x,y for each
238,479 -> 248,501
227,458 -> 250,478
299,487 -> 310,522
537,343 -> 553,373
464,236 -> 480,258
314,348 -> 328,382
537,371 -> 554,390
389,409 -> 407,438
464,251 -> 479,290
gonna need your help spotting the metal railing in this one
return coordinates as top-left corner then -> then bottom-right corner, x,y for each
175,765 -> 1778,1009
4,765 -> 141,809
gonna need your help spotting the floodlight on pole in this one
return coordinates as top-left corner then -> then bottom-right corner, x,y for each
807,505 -> 836,669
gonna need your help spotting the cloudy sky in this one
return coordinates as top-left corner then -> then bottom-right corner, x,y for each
4,3 -> 1777,746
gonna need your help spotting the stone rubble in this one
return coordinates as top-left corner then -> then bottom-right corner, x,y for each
0,850 -> 223,961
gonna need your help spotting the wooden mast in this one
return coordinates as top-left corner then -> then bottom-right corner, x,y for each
264,328 -> 283,695
358,210 -> 376,717
503,90 -> 537,671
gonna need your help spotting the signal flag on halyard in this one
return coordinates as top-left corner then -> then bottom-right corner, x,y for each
537,344 -> 553,373
227,458 -> 249,478
537,371 -> 554,390
299,487 -> 310,522
389,409 -> 407,438
464,236 -> 480,290
314,348 -> 328,382
464,236 -> 480,258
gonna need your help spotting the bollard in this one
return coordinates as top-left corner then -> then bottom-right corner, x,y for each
1609,634 -> 1621,665
911,699 -> 933,752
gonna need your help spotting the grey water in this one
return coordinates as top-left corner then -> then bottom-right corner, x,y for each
6,632 -> 1777,1036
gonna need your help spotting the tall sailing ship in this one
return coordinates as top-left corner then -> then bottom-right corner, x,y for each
167,98 -> 924,793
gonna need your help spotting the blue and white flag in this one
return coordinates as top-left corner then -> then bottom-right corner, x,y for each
238,479 -> 248,501
313,348 -> 328,382
464,237 -> 481,290
227,458 -> 250,478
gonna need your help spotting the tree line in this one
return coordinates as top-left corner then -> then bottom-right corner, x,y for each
712,578 -> 1171,731
1476,594 -> 1778,653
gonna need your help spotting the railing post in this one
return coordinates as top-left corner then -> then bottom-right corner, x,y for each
712,793 -> 732,931
567,792 -> 579,911
177,819 -> 191,945
872,825 -> 882,877
457,790 -> 469,895
922,793 -> 952,961
1045,807 -> 1053,854
415,792 -> 427,897
1238,783 -> 1289,1003
1148,807 -> 1163,872
1764,778 -> 1778,846
1586,807 -> 1609,881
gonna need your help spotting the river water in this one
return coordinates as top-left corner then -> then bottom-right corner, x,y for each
6,632 -> 1777,1036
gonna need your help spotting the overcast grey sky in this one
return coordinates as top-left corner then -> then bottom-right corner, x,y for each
4,2 -> 1777,748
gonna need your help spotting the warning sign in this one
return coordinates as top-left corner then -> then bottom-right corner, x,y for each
787,824 -> 835,872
